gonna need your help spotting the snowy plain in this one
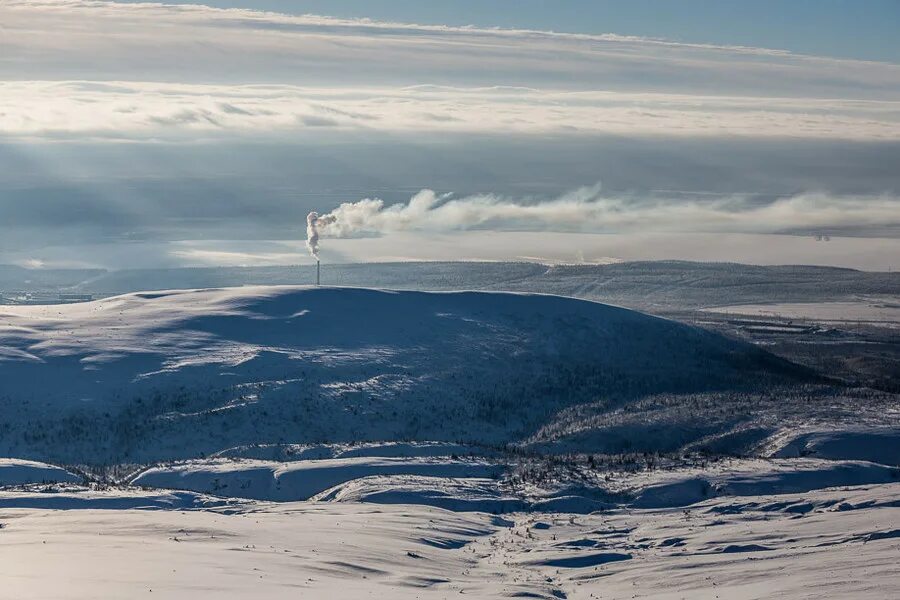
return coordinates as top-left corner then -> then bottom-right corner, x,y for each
0,481 -> 897,599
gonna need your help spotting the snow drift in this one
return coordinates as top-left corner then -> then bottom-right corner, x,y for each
772,429 -> 900,466
0,459 -> 80,487
131,457 -> 502,502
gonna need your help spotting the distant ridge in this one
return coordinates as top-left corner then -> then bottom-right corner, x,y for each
2,261 -> 897,311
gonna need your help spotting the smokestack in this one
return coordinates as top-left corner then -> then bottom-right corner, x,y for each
316,259 -> 320,286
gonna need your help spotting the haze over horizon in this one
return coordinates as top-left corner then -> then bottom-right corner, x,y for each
1,0 -> 898,270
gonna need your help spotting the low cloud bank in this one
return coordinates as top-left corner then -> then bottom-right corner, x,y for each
3,81 -> 898,141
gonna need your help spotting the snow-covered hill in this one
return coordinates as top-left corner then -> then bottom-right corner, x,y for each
0,286 -> 806,463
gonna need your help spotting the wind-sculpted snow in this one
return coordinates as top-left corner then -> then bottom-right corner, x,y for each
1,481 -> 898,598
212,441 -> 496,461
0,459 -> 80,486
0,488 -> 244,511
772,429 -> 900,466
128,453 -> 900,511
0,286 -> 806,463
628,459 -> 900,508
314,474 -> 616,514
131,457 -> 503,502
312,475 -> 531,513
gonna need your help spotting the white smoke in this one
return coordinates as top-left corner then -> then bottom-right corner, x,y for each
307,184 -> 899,242
305,211 -> 336,259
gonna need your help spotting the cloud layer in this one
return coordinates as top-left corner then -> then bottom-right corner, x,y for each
2,1 -> 899,141
3,81 -> 899,140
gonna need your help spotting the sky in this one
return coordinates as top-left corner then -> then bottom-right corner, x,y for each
114,0 -> 900,64
1,0 -> 898,270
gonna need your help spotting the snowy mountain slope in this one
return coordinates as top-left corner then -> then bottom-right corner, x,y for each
524,387 -> 900,456
0,286 -> 808,463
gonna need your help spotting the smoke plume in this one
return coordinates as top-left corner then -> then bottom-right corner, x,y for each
305,211 -> 336,259
306,184 -> 899,249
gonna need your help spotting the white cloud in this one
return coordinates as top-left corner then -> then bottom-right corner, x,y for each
1,1 -> 899,141
1,81 -> 898,140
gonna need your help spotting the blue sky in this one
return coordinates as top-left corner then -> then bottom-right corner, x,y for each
116,0 -> 900,63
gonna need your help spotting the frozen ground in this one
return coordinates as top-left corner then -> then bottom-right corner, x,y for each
0,482 -> 897,599
705,297 -> 900,328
